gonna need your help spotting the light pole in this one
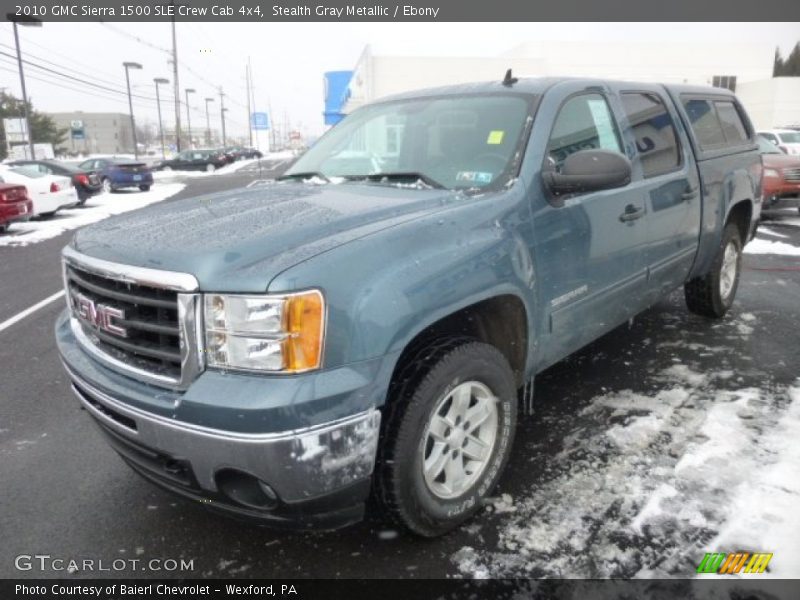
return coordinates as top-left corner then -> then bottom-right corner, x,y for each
154,78 -> 169,159
122,61 -> 143,158
8,14 -> 42,159
184,88 -> 195,149
221,108 -> 228,147
204,97 -> 214,146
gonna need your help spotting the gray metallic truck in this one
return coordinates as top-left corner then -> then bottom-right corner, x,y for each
56,76 -> 761,536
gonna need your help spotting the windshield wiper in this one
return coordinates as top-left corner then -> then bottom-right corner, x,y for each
277,171 -> 330,182
347,172 -> 446,190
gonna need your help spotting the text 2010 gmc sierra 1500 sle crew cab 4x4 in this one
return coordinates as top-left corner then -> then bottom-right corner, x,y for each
56,76 -> 761,536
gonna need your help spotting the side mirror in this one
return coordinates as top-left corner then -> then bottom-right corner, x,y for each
544,149 -> 632,196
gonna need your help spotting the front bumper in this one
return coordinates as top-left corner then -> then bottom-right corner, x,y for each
56,311 -> 387,530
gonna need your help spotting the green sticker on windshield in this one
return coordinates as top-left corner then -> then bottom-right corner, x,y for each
487,130 -> 505,145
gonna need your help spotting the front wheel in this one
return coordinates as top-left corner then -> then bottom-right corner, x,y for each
375,339 -> 517,537
206,163 -> 216,173
685,221 -> 743,318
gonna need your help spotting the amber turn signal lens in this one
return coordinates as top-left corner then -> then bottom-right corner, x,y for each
284,291 -> 325,372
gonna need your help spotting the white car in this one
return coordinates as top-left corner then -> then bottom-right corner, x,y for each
0,164 -> 78,217
757,129 -> 800,156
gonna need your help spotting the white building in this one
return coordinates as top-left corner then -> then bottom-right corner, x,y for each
341,42 -> 797,129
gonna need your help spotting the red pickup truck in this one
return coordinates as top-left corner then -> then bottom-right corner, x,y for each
0,183 -> 33,234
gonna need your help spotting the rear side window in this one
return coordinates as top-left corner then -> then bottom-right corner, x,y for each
682,99 -> 726,150
620,92 -> 681,178
714,101 -> 749,144
546,93 -> 622,169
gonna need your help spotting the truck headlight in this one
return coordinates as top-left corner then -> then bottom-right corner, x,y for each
204,291 -> 325,373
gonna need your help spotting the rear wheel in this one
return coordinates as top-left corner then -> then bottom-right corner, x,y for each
685,221 -> 743,318
206,163 -> 216,172
375,339 -> 517,537
139,185 -> 150,192
101,178 -> 113,193
0,222 -> 8,234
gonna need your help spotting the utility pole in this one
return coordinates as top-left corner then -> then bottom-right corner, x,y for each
204,97 -> 214,146
219,88 -> 227,146
154,78 -> 169,158
245,58 -> 252,147
170,9 -> 182,152
9,16 -> 42,159
185,88 -> 195,149
122,61 -> 142,158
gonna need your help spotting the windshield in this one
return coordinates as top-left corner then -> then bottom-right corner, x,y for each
778,131 -> 800,144
286,93 -> 536,191
757,137 -> 782,154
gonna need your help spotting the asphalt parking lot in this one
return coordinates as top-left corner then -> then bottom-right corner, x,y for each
1,174 -> 798,578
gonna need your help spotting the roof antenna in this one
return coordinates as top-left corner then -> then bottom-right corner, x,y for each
502,68 -> 518,87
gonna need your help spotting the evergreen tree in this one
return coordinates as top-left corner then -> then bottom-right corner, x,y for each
0,92 -> 68,159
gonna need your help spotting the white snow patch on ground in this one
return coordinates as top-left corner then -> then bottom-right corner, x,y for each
744,238 -> 800,256
0,184 -> 184,247
453,367 -> 800,578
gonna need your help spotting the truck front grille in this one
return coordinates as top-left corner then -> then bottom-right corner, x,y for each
66,263 -> 182,379
62,248 -> 203,389
783,168 -> 800,182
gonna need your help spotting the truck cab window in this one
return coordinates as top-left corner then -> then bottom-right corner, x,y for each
546,93 -> 622,171
682,98 -> 726,150
621,92 -> 681,177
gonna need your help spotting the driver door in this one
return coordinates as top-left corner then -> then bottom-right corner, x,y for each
532,88 -> 650,366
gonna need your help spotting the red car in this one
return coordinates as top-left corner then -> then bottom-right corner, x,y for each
759,137 -> 800,212
0,183 -> 34,234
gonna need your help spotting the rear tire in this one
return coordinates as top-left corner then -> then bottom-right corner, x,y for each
375,338 -> 517,537
139,185 -> 150,192
206,163 -> 216,172
0,222 -> 8,234
684,221 -> 742,318
101,178 -> 113,194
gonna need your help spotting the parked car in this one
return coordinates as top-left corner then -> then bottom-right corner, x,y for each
152,149 -> 228,172
77,158 -> 153,193
0,182 -> 33,233
224,145 -> 263,160
0,165 -> 77,217
215,147 -> 236,164
757,129 -> 800,155
8,159 -> 102,205
758,136 -> 800,211
56,77 -> 760,536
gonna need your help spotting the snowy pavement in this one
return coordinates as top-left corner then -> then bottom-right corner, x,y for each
0,183 -> 185,247
453,209 -> 800,580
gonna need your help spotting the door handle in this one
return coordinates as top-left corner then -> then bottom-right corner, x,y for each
682,186 -> 699,201
619,204 -> 645,222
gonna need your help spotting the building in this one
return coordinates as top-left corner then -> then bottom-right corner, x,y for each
49,112 -> 134,155
337,42 -> 795,129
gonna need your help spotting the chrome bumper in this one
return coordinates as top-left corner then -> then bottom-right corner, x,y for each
63,363 -> 381,504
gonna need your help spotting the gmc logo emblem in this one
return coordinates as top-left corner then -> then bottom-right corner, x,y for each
71,290 -> 128,338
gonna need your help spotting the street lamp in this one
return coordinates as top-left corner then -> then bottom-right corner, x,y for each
122,61 -> 143,159
221,107 -> 228,147
153,78 -> 169,159
204,97 -> 214,146
7,14 -> 42,160
184,88 -> 195,149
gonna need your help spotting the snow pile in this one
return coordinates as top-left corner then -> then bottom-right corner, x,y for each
0,183 -> 184,247
453,360 -> 800,578
744,238 -> 800,257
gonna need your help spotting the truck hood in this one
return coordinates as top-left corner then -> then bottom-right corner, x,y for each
72,182 -> 460,291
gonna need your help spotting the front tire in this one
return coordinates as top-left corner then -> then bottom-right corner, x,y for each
206,163 -> 216,173
375,339 -> 517,537
684,221 -> 743,318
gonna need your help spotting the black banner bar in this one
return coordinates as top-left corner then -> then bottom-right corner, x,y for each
2,0 -> 800,22
4,579 -> 800,600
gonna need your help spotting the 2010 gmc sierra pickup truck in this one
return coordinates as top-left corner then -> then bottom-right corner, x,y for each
56,75 -> 761,536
